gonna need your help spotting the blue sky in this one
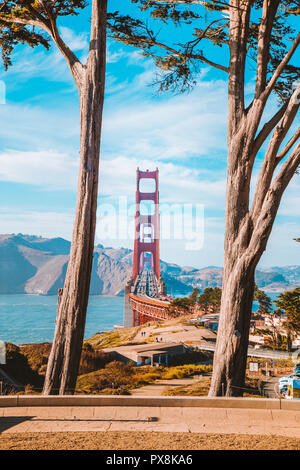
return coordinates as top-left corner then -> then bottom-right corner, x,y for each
0,1 -> 299,269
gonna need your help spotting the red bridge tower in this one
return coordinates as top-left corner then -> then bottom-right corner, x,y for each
132,168 -> 160,279
123,168 -> 167,328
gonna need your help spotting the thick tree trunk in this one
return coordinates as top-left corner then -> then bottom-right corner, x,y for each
43,0 -> 107,395
287,329 -> 293,353
209,259 -> 256,396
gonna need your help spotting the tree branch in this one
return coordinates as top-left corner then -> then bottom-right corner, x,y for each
109,23 -> 229,72
247,141 -> 300,264
262,32 -> 300,101
252,101 -> 288,156
39,0 -> 84,89
276,127 -> 300,162
0,14 -> 46,30
270,141 -> 300,200
250,83 -> 300,219
254,0 -> 280,98
227,0 -> 251,134
0,3 -> 85,89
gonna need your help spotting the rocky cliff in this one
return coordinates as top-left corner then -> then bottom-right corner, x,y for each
0,234 -> 299,295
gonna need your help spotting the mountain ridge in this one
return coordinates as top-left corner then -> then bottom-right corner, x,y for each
0,234 -> 299,296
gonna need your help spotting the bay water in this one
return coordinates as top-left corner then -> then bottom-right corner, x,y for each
0,294 -> 124,345
0,292 -> 279,345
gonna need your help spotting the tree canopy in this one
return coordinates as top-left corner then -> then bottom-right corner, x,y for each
275,288 -> 300,336
254,286 -> 273,315
198,287 -> 221,313
107,0 -> 300,97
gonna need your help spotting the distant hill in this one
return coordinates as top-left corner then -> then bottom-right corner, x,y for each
0,234 -> 299,296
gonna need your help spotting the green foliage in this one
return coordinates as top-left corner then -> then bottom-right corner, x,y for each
167,349 -> 213,366
2,342 -> 42,387
76,360 -> 136,393
76,361 -> 212,394
168,286 -> 222,316
275,287 -> 300,335
198,287 -> 221,313
189,287 -> 199,304
78,349 -> 115,375
168,296 -> 193,315
161,364 -> 211,380
107,1 -> 300,98
254,286 -> 273,315
1,341 -> 114,392
0,0 -> 87,69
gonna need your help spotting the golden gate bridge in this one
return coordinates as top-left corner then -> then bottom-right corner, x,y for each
124,168 -> 172,328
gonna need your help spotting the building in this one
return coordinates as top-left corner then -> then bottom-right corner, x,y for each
102,342 -> 187,366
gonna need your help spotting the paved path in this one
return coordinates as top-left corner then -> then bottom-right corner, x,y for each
1,405 -> 300,437
130,377 -> 197,396
263,376 -> 280,399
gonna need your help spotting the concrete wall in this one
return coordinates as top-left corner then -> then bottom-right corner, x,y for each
1,395 -> 300,410
123,279 -> 134,329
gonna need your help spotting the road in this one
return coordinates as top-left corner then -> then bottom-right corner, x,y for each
263,376 -> 280,398
198,343 -> 292,360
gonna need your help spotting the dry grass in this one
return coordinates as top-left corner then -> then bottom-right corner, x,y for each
164,377 -> 211,396
164,375 -> 264,397
75,362 -> 212,394
0,431 -> 299,450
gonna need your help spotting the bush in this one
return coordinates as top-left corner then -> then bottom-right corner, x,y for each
78,349 -> 115,375
3,343 -> 41,387
167,350 -> 213,366
162,364 -> 211,380
76,361 -> 136,393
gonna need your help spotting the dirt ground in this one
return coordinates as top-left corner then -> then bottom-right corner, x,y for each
1,431 -> 300,450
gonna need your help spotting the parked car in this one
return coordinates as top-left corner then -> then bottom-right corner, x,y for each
279,373 -> 300,393
279,376 -> 290,389
293,363 -> 300,374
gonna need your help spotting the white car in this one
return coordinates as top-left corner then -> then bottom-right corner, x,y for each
279,374 -> 300,390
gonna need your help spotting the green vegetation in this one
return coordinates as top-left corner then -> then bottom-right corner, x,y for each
87,327 -> 145,349
1,342 -> 114,393
275,288 -> 300,352
254,287 -> 273,315
198,288 -> 222,313
168,287 -> 222,316
2,343 -> 43,389
76,362 -> 212,395
165,375 -> 265,398
165,377 -> 211,397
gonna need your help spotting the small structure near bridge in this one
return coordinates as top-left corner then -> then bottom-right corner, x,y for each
102,342 -> 187,367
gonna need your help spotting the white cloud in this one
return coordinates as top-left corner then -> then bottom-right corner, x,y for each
103,79 -> 228,161
0,207 -> 73,240
59,27 -> 89,52
0,150 -> 78,190
1,48 -> 72,88
0,102 -> 80,151
278,174 -> 300,218
98,154 -> 226,210
259,220 -> 300,268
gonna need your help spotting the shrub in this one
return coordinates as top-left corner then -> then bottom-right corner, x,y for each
78,349 -> 115,375
3,343 -> 41,387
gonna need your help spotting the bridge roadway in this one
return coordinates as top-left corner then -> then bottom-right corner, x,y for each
130,269 -> 172,325
129,293 -> 171,324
